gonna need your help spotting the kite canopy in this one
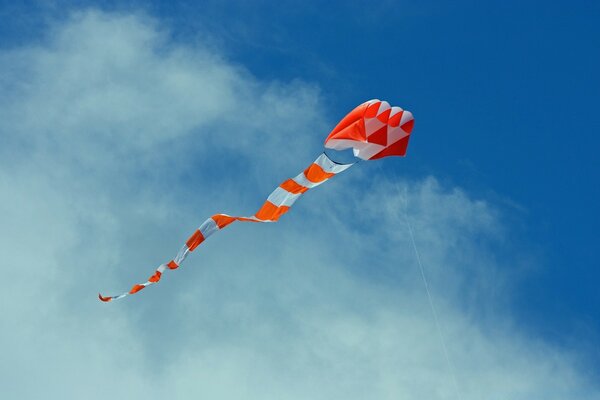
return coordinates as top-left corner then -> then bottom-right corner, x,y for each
324,99 -> 414,160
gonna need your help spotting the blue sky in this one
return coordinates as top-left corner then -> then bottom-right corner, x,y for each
1,1 -> 599,398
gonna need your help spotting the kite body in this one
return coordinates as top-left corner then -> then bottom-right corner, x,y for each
100,99 -> 414,302
325,99 -> 414,160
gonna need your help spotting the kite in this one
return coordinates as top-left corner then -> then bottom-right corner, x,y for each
99,99 -> 414,302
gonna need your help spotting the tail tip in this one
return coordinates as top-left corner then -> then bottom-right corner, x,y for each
98,293 -> 112,302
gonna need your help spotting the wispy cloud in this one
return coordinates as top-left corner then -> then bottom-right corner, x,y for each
0,9 -> 597,399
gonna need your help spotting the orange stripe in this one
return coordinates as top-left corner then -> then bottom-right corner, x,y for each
212,214 -> 236,229
148,270 -> 162,283
304,163 -> 334,183
271,205 -> 290,221
167,260 -> 179,270
130,284 -> 145,294
255,201 -> 278,220
98,293 -> 112,302
255,201 -> 290,221
280,179 -> 308,194
186,230 -> 205,251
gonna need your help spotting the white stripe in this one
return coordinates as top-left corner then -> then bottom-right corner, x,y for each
199,218 -> 218,238
324,138 -> 359,152
314,153 -> 353,174
173,246 -> 189,265
267,186 -> 302,208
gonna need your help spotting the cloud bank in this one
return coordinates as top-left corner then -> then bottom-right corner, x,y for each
0,10 -> 597,399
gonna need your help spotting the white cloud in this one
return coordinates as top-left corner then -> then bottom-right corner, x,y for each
0,9 -> 597,399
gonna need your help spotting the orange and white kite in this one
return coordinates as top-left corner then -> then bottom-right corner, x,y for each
99,99 -> 414,302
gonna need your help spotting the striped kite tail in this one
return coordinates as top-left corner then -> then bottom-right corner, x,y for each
99,153 -> 353,302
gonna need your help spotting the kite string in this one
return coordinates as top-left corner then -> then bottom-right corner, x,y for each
399,183 -> 463,400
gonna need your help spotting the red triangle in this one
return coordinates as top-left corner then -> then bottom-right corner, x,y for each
377,108 -> 392,123
388,111 -> 403,127
400,118 -> 414,133
364,101 -> 381,118
367,125 -> 388,146
369,135 -> 410,159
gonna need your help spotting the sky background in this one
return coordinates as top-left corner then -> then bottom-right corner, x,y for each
0,1 -> 599,398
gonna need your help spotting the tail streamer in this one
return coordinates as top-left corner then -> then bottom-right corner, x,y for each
99,153 -> 353,302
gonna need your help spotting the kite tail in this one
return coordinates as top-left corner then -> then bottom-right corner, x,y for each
99,153 -> 354,302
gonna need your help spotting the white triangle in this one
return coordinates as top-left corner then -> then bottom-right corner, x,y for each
387,126 -> 409,145
364,117 -> 386,136
400,110 -> 413,126
376,101 -> 391,117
